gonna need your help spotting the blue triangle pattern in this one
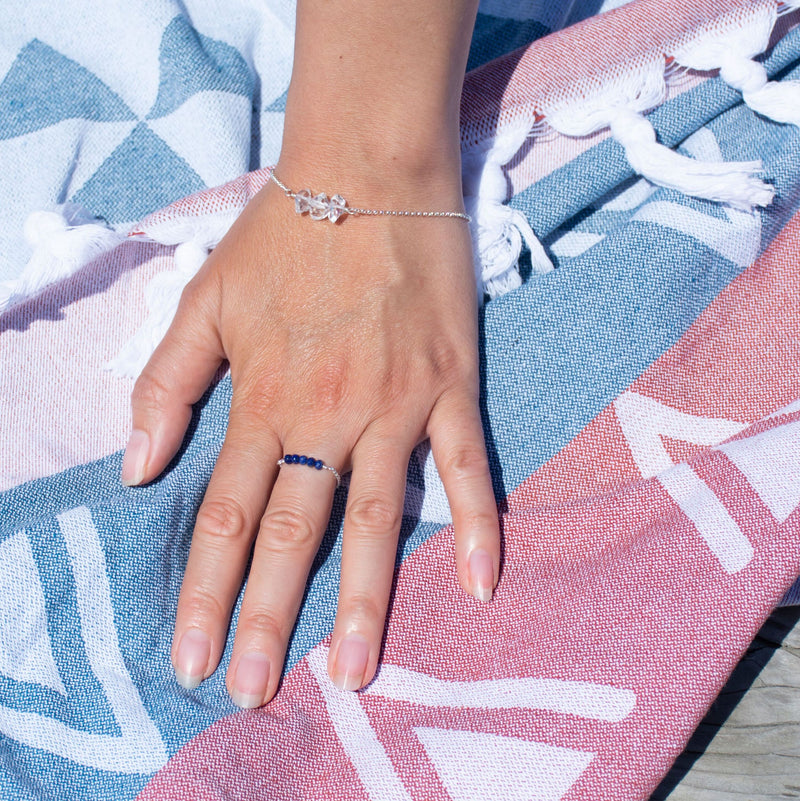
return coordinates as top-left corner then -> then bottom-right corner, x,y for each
264,88 -> 287,113
70,123 -> 205,224
0,39 -> 135,141
147,15 -> 254,120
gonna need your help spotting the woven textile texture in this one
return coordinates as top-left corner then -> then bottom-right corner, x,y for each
2,1 -> 800,799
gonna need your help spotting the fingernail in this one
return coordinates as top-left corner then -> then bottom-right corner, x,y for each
468,548 -> 495,602
121,429 -> 149,486
174,628 -> 211,690
332,634 -> 369,692
230,652 -> 270,708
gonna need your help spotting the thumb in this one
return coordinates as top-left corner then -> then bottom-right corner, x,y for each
122,280 -> 223,486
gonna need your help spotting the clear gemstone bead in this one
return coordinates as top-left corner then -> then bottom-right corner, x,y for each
294,189 -> 312,214
309,193 -> 330,220
327,194 -> 347,223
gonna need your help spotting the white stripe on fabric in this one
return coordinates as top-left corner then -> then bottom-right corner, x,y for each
717,420 -> 800,524
659,464 -> 754,574
0,508 -> 167,773
365,663 -> 635,723
306,646 -> 414,801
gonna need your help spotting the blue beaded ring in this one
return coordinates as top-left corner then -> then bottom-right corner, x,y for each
276,454 -> 341,487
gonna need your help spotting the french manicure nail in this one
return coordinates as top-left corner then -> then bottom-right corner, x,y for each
468,548 -> 495,602
121,429 -> 149,486
230,652 -> 270,709
332,634 -> 369,692
174,628 -> 211,690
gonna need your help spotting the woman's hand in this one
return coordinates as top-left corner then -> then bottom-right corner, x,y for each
122,164 -> 500,707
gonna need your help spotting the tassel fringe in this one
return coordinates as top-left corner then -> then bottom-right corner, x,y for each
8,0 -> 798,376
1,207 -> 124,314
675,3 -> 800,129
609,109 -> 774,210
106,241 -> 209,378
105,209 -> 244,378
463,122 -> 553,300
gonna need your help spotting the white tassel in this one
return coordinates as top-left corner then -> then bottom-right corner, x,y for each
546,60 -> 774,211
0,207 -> 124,314
609,108 -> 774,210
675,4 -> 800,128
107,204 -> 243,377
463,122 -> 553,299
721,54 -> 800,126
106,240 -> 209,378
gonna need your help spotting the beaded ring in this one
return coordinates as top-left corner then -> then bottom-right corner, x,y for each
277,454 -> 341,487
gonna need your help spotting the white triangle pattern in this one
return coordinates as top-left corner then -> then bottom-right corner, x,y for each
0,531 -> 66,695
0,507 -> 167,774
614,391 -> 754,573
307,646 -> 630,800
614,391 -> 748,479
414,727 -> 595,801
718,420 -> 800,523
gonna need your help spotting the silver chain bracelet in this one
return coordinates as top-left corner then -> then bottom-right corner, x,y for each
269,170 -> 471,223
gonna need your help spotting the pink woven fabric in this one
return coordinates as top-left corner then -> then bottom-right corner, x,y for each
136,213 -> 800,800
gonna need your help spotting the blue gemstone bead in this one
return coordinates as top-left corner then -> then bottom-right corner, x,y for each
315,460 -> 324,470
299,455 -> 308,465
307,458 -> 316,468
291,454 -> 300,463
283,454 -> 291,463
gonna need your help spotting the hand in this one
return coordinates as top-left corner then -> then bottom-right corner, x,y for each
122,165 -> 500,707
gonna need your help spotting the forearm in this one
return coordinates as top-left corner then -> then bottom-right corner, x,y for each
279,0 -> 479,206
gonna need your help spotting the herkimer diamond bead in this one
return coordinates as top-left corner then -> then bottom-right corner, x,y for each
327,194 -> 347,223
309,193 -> 330,221
294,189 -> 312,214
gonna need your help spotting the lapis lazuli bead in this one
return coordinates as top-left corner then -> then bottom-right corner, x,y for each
314,460 -> 324,470
283,454 -> 291,463
299,455 -> 308,465
291,454 -> 300,463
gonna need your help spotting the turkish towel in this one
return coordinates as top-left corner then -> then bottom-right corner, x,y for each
2,1 -> 800,799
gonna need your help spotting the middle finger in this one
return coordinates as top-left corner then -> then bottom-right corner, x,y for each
226,444 -> 344,707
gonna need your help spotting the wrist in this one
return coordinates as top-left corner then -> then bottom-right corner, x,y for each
278,108 -> 464,212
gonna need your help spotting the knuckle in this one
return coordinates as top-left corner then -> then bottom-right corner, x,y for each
310,357 -> 349,413
179,584 -> 228,625
461,509 -> 499,534
236,376 -> 281,419
194,497 -> 252,543
346,495 -> 401,536
258,507 -> 318,552
428,339 -> 468,383
442,446 -> 488,481
131,368 -> 172,414
377,366 -> 406,409
239,608 -> 286,643
341,593 -> 383,626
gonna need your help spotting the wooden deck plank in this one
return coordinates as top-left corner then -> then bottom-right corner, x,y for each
655,607 -> 800,801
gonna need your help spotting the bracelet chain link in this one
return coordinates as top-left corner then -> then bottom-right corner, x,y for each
269,170 -> 471,223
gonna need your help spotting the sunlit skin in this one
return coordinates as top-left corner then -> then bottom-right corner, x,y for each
122,0 -> 500,708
